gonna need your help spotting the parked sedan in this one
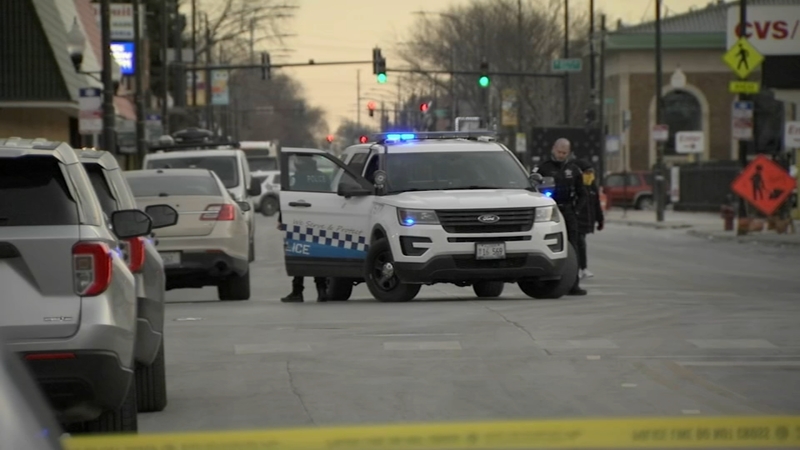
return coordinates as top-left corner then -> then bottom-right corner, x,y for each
78,149 -> 178,414
124,168 -> 253,301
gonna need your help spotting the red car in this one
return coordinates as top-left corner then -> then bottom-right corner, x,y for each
603,171 -> 670,210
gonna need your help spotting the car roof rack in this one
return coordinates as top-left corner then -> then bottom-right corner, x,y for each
369,130 -> 497,144
149,127 -> 240,152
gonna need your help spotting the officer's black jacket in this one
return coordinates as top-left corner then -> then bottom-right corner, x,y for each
535,159 -> 588,212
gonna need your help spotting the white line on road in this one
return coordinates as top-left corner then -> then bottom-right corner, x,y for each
677,361 -> 800,367
383,341 -> 463,350
234,343 -> 313,354
688,339 -> 777,349
536,339 -> 620,349
361,333 -> 462,337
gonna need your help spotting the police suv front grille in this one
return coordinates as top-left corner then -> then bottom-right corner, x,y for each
436,208 -> 535,234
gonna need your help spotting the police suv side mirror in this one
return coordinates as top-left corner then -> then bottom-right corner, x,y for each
529,172 -> 544,185
337,179 -> 372,198
111,209 -> 153,239
236,201 -> 252,212
145,204 -> 179,229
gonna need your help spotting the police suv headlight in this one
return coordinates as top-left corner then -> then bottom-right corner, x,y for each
398,209 -> 439,226
535,206 -> 560,223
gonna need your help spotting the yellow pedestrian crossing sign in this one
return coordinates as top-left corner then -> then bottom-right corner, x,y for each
722,37 -> 764,79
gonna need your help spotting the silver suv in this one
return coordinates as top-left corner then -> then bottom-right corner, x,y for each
0,138 -> 153,432
79,149 -> 178,413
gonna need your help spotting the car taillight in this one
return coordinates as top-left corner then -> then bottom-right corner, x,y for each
200,204 -> 236,221
120,237 -> 146,273
72,242 -> 113,296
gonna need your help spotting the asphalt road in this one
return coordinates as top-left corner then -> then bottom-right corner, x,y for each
141,215 -> 800,432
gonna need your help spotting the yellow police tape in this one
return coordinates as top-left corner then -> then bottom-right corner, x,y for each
62,416 -> 800,450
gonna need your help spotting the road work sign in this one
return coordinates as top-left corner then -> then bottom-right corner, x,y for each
731,154 -> 796,216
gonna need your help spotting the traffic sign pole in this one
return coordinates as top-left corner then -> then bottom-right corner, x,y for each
736,0 -> 749,235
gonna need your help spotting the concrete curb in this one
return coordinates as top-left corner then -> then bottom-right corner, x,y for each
686,228 -> 800,248
606,219 -> 693,230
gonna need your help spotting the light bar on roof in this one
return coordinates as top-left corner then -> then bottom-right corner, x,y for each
371,131 -> 498,143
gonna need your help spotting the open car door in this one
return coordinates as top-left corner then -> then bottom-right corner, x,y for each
279,148 -> 374,278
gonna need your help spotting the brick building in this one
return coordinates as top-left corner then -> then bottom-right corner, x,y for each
602,0 -> 795,173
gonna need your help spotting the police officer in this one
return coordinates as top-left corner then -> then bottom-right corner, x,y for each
280,156 -> 331,303
534,138 -> 588,296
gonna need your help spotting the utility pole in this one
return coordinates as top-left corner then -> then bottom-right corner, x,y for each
173,0 -> 184,108
563,0 -> 570,125
100,0 -> 115,152
736,0 -> 749,232
356,70 -> 361,128
191,0 -> 197,109
160,0 -> 169,133
249,18 -> 255,63
598,14 -> 606,184
133,0 -> 146,161
654,0 -> 665,222
205,14 -> 213,131
517,0 -> 524,153
589,0 -> 595,101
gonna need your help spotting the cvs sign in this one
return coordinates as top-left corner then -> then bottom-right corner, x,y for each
727,5 -> 800,55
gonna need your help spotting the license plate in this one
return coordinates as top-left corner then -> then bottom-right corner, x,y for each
160,252 -> 181,266
475,242 -> 506,260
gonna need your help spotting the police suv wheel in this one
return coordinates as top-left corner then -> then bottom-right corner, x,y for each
364,238 -> 421,302
260,197 -> 279,216
517,243 -> 578,299
473,281 -> 504,298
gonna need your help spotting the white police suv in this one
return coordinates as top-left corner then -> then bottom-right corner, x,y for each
278,131 -> 577,303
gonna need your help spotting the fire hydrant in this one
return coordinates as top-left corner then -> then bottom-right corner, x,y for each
721,204 -> 735,231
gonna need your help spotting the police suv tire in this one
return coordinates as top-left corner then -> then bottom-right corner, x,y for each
218,270 -> 251,301
260,196 -> 279,216
135,341 -> 167,412
327,278 -> 354,301
82,376 -> 138,432
473,281 -> 504,298
365,238 -> 421,303
517,243 -> 579,300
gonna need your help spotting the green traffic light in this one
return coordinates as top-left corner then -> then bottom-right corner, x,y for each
478,76 -> 490,88
377,73 -> 387,84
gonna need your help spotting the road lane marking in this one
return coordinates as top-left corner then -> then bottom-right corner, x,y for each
536,339 -> 619,349
363,333 -> 462,337
621,383 -> 638,388
234,343 -> 313,354
677,361 -> 800,367
383,341 -> 462,350
688,339 -> 777,349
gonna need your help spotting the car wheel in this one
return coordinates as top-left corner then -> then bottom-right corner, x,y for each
364,238 -> 421,302
327,277 -> 355,301
82,377 -> 138,432
518,243 -> 579,299
260,197 -> 279,217
135,341 -> 167,413
473,281 -> 504,298
218,270 -> 251,301
636,195 -> 654,210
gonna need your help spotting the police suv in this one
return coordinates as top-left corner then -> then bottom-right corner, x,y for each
279,131 -> 578,302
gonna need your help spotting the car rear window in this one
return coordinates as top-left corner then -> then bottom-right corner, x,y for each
0,156 -> 79,226
146,156 -> 239,188
83,164 -> 118,217
126,174 -> 221,197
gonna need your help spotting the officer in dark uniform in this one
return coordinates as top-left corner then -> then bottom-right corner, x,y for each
280,156 -> 331,303
534,138 -> 588,296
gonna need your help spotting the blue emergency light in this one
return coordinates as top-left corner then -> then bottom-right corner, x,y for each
372,130 -> 497,144
542,190 -> 553,198
403,217 -> 415,226
384,133 -> 417,141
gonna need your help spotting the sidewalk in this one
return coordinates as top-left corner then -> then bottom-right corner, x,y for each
604,208 -> 800,248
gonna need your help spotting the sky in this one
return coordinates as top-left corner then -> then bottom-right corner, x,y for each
273,0 -> 716,133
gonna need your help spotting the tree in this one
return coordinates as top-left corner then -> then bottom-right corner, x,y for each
334,119 -> 379,146
230,70 -> 327,148
395,0 -> 595,129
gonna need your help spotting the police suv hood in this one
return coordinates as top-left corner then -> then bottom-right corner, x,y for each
380,189 -> 556,209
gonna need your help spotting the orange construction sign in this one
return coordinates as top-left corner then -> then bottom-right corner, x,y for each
730,154 -> 796,216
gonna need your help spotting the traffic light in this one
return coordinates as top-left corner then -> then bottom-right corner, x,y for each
478,60 -> 490,88
419,102 -> 429,113
373,47 -> 387,84
367,101 -> 376,118
359,135 -> 369,144
261,52 -> 271,80
326,134 -> 334,143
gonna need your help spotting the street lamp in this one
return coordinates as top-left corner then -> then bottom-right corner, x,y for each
670,66 -> 686,89
66,17 -> 122,85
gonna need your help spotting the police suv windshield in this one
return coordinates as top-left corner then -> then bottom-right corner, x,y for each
248,157 -> 278,172
146,156 -> 239,189
385,150 -> 530,194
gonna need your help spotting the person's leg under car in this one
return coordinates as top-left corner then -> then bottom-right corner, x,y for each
561,207 -> 587,296
314,277 -> 328,302
281,276 -> 305,302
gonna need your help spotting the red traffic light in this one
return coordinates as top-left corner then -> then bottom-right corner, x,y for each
367,101 -> 376,111
326,134 -> 334,143
359,135 -> 369,144
419,102 -> 429,112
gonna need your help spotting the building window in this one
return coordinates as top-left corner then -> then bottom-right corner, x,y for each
661,89 -> 701,156
753,90 -> 784,154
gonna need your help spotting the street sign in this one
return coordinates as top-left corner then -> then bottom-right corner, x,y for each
722,37 -> 764,79
551,58 -> 583,72
732,101 -> 754,140
78,88 -> 102,134
785,121 -> 800,148
651,124 -> 669,142
731,154 -> 796,216
515,132 -> 526,155
605,135 -> 620,153
675,131 -> 704,154
729,80 -> 760,94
